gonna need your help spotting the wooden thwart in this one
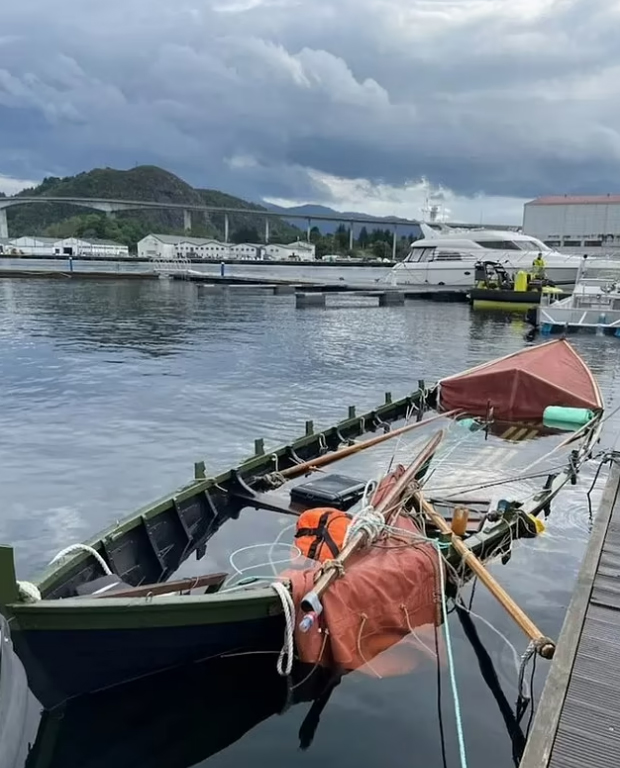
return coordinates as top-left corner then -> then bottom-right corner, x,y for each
416,491 -> 556,659
94,572 -> 227,599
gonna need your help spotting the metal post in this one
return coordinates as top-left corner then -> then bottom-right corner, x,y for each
0,209 -> 8,239
392,226 -> 398,261
224,213 -> 229,243
265,218 -> 270,244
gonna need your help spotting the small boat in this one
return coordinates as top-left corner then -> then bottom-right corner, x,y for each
468,260 -> 564,311
534,271 -> 620,336
0,341 -> 605,708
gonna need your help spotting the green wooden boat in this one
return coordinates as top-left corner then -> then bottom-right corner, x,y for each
0,341 -> 605,709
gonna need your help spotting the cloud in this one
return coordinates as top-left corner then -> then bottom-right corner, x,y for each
0,0 -> 619,220
0,174 -> 39,196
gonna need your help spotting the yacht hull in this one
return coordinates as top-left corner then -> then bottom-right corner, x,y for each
388,262 -> 579,288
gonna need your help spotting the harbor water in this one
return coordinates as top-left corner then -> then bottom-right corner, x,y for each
1,276 -> 620,768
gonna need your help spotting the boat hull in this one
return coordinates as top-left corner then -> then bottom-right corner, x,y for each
11,605 -> 283,708
538,303 -> 620,336
470,288 -> 547,311
389,262 -> 579,288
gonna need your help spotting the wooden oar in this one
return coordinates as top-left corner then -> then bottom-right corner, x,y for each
415,491 -> 555,659
299,429 -> 445,616
280,410 -> 460,481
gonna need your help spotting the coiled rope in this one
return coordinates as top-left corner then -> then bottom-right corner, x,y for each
271,580 -> 295,677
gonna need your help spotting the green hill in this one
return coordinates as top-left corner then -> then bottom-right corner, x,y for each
6,166 -> 300,249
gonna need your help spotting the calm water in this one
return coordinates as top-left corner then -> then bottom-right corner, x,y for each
1,277 -> 620,768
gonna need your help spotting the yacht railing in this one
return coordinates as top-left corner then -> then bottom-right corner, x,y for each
150,254 -> 191,278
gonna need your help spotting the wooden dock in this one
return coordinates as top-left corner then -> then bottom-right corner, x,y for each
520,458 -> 620,768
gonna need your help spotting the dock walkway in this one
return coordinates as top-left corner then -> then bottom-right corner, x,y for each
520,459 -> 620,768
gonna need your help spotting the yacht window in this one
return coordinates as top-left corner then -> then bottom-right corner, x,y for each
474,240 -> 522,250
434,251 -> 463,261
515,239 -> 551,251
405,247 -> 435,263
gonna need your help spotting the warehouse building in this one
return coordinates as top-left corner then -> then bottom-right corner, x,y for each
137,234 -> 316,261
523,195 -> 620,252
1,236 -> 129,257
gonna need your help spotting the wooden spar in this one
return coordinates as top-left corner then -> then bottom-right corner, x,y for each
299,429 -> 445,614
280,410 -> 460,481
415,491 -> 555,659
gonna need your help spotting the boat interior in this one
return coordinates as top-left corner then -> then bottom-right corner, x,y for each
28,396 -> 595,606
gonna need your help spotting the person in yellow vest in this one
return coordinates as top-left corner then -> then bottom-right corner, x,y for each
532,252 -> 546,279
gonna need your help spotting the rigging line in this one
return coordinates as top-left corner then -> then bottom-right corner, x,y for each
435,600 -> 449,768
422,462 -> 574,496
435,542 -> 469,768
455,603 -> 527,767
524,654 -> 538,741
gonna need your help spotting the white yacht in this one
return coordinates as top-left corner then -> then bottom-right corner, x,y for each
386,224 -> 585,287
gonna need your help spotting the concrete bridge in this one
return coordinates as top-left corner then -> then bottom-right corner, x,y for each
0,195 -> 515,253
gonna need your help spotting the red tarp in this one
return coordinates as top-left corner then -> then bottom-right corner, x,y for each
438,339 -> 602,421
285,514 -> 441,676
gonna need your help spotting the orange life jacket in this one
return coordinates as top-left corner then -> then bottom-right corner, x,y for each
294,507 -> 351,563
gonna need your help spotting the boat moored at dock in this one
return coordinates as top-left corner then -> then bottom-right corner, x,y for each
386,224 -> 616,288
0,341 -> 606,709
535,271 -> 620,336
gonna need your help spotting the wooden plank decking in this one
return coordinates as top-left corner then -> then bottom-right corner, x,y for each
520,459 -> 620,768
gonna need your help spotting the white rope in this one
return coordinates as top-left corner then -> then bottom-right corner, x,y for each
344,505 -> 385,547
271,581 -> 295,676
50,543 -> 112,576
17,581 -> 42,603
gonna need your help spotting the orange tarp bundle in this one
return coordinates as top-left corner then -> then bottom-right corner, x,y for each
285,514 -> 442,675
438,339 -> 602,421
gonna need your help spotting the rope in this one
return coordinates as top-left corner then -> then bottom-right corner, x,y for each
271,581 -> 295,677
17,581 -> 42,603
434,542 -> 469,768
50,543 -> 112,575
343,504 -> 385,547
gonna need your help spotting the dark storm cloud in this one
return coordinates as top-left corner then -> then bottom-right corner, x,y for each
1,0 -> 619,202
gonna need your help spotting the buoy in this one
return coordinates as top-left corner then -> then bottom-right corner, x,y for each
543,406 -> 593,428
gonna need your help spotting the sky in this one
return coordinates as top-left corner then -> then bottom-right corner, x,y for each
1,0 -> 619,223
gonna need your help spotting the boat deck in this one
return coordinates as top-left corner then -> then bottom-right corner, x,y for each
519,459 -> 620,768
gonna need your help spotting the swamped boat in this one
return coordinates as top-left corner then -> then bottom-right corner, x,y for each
0,340 -> 605,708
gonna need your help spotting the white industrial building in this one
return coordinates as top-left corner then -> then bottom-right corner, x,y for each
523,195 -> 620,252
137,234 -> 316,261
1,236 -> 129,258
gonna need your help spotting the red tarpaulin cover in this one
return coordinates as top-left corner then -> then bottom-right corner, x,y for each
438,339 -> 602,421
285,514 -> 441,676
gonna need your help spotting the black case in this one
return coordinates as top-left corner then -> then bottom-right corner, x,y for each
289,473 -> 367,511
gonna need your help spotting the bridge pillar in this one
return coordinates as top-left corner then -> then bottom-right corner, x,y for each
183,210 -> 192,232
264,218 -> 270,244
306,218 -> 311,242
349,222 -> 354,251
0,209 -> 8,239
224,213 -> 229,243
392,226 -> 397,261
